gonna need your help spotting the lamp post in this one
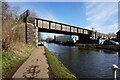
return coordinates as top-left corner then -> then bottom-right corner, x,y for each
92,27 -> 94,39
92,27 -> 97,40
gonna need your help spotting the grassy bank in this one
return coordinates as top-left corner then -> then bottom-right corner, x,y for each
76,44 -> 120,51
44,47 -> 77,79
2,44 -> 36,78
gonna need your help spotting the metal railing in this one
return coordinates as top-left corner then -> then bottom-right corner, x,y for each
35,18 -> 93,36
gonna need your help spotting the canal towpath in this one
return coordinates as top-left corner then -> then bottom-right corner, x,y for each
12,46 -> 49,78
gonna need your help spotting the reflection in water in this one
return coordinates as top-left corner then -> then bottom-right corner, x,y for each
43,42 -> 120,78
118,52 -> 120,57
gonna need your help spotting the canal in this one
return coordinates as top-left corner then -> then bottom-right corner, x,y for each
43,42 -> 120,78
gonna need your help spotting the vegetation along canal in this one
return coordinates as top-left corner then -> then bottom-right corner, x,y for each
43,42 -> 120,78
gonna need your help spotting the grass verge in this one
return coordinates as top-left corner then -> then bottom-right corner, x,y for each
2,44 -> 36,78
44,47 -> 77,79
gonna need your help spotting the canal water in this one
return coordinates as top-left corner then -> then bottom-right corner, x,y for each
43,42 -> 120,78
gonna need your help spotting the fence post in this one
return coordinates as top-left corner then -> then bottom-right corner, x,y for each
112,64 -> 120,80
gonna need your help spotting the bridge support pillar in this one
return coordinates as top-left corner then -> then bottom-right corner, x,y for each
35,27 -> 38,46
78,35 -> 91,43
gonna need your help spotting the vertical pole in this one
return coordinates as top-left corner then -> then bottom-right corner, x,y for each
113,68 -> 117,80
112,64 -> 119,80
70,26 -> 71,32
49,22 -> 51,29
83,29 -> 84,34
77,28 -> 78,33
95,32 -> 97,40
61,24 -> 62,31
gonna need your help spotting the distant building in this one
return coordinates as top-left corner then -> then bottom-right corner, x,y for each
55,35 -> 73,43
117,30 -> 120,43
55,35 -> 79,43
93,32 -> 116,40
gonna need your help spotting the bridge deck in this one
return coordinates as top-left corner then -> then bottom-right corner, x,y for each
35,18 -> 92,36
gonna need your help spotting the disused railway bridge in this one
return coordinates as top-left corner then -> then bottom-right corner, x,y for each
20,10 -> 93,45
34,18 -> 93,44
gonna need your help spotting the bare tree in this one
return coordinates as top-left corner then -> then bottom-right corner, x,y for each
2,2 -> 21,50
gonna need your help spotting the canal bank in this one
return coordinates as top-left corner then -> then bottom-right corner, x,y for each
3,43 -> 77,79
44,46 -> 77,79
76,44 -> 120,51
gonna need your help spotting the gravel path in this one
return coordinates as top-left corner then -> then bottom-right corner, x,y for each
12,46 -> 49,78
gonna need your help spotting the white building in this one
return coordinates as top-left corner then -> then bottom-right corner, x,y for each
55,35 -> 78,43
